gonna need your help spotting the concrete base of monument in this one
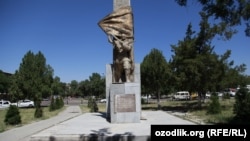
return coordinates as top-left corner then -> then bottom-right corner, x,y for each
109,83 -> 141,123
105,63 -> 142,123
30,110 -> 195,141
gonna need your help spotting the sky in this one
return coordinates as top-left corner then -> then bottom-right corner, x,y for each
0,0 -> 249,83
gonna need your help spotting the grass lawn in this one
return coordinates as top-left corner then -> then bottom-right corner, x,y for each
82,98 -> 237,124
142,98 -> 237,124
0,97 -> 243,132
79,102 -> 106,113
0,106 -> 65,132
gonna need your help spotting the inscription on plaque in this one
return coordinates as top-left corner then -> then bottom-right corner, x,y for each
115,94 -> 136,113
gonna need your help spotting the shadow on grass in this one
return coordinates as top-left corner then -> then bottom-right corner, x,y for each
223,117 -> 250,125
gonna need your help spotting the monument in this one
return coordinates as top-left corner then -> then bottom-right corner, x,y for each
98,0 -> 141,123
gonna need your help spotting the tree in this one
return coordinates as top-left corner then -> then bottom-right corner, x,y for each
170,15 -> 239,108
171,22 -> 220,93
175,0 -> 250,37
233,87 -> 250,123
220,61 -> 247,89
69,80 -> 79,97
0,70 -> 12,99
88,96 -> 98,112
51,76 -> 64,96
78,79 -> 91,98
141,48 -> 171,109
4,105 -> 21,125
88,73 -> 105,99
207,92 -> 221,114
9,50 -> 54,118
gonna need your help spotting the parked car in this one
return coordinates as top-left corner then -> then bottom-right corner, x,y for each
100,99 -> 107,103
141,95 -> 151,100
224,88 -> 237,97
216,92 -> 224,97
206,92 -> 224,98
172,91 -> 190,100
205,92 -> 211,98
190,92 -> 198,100
0,100 -> 11,109
11,99 -> 34,108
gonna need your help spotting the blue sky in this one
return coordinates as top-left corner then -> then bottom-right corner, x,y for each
0,0 -> 249,83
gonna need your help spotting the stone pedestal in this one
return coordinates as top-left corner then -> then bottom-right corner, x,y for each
106,64 -> 141,123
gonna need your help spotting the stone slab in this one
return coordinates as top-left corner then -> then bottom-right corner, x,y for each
30,111 -> 196,141
109,83 -> 141,123
105,63 -> 141,120
113,0 -> 130,11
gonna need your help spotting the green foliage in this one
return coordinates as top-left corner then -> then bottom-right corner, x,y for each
50,96 -> 64,111
9,51 -> 54,110
55,97 -> 64,109
60,97 -> 64,108
141,98 -> 146,104
69,80 -> 79,97
176,0 -> 250,37
141,48 -> 171,109
207,92 -> 221,114
170,18 -> 246,95
88,97 -> 98,112
77,73 -> 105,99
55,97 -> 61,109
51,76 -> 64,97
4,105 -> 21,125
171,22 -> 221,93
88,73 -> 105,98
222,93 -> 230,99
0,70 -> 12,95
49,96 -> 56,111
234,88 -> 250,121
34,107 -> 43,118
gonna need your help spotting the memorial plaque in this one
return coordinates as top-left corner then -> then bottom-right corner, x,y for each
115,94 -> 136,113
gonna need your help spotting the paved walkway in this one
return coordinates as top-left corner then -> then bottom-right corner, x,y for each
0,105 -> 82,141
30,110 -> 195,141
0,106 -> 196,141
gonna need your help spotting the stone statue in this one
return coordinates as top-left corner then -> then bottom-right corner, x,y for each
98,6 -> 134,83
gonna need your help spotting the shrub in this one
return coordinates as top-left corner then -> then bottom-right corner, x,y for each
141,98 -> 146,104
234,88 -> 250,122
207,92 -> 221,114
34,107 -> 43,118
49,96 -> 56,111
50,96 -> 64,111
55,97 -> 60,109
59,97 -> 64,108
4,105 -> 21,125
87,97 -> 93,108
88,97 -> 98,112
222,92 -> 230,99
34,99 -> 43,118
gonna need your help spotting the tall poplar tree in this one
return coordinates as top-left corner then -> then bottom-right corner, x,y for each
141,48 -> 171,109
9,50 -> 53,118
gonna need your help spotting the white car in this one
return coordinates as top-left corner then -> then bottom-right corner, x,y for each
100,99 -> 106,103
173,91 -> 190,100
0,100 -> 11,109
206,92 -> 224,98
11,99 -> 34,108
